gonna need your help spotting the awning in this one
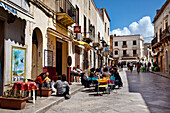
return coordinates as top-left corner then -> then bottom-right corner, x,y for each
74,40 -> 90,51
0,1 -> 34,22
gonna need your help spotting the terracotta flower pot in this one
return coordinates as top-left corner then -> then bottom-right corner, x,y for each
0,97 -> 28,110
37,88 -> 52,97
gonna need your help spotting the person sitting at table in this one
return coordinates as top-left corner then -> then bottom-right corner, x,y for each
54,74 -> 71,99
34,72 -> 47,98
43,72 -> 52,88
82,73 -> 90,88
102,67 -> 111,78
112,67 -> 123,88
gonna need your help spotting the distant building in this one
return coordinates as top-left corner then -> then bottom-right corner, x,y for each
144,43 -> 152,64
152,0 -> 170,73
112,34 -> 144,65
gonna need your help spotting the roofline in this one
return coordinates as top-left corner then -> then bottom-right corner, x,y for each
99,8 -> 111,22
114,34 -> 141,37
153,0 -> 170,23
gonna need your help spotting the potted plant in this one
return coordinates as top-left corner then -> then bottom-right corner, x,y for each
37,87 -> 52,97
0,89 -> 28,110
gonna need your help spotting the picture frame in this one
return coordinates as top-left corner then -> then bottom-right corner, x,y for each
11,47 -> 26,83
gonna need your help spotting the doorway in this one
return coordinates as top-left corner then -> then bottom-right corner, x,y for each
75,46 -> 80,67
32,28 -> 43,79
0,20 -> 4,96
165,51 -> 168,72
56,41 -> 62,75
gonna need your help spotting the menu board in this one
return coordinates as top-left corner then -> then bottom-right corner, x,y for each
44,50 -> 53,67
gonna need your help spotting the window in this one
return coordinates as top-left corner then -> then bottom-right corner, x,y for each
123,50 -> 126,55
108,28 -> 109,36
166,22 -> 168,33
160,27 -> 162,40
105,23 -> 106,32
115,51 -> 118,55
133,50 -> 136,54
133,40 -> 136,45
76,6 -> 79,25
89,0 -> 90,10
84,15 -> 86,37
115,41 -> 118,46
123,41 -> 126,45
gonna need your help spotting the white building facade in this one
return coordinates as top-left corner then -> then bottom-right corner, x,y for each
112,35 -> 144,65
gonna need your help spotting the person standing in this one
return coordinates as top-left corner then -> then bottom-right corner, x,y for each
113,67 -> 123,88
148,62 -> 151,71
129,62 -> 133,72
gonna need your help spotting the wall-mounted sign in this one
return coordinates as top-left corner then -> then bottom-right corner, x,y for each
105,47 -> 109,56
74,26 -> 81,33
44,50 -> 53,67
11,47 -> 26,83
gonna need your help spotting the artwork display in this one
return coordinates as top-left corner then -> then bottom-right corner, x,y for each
11,47 -> 26,83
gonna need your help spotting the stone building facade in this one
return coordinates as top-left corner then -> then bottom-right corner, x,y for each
152,0 -> 170,73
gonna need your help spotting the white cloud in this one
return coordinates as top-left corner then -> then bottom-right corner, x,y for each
111,16 -> 154,43
111,27 -> 131,36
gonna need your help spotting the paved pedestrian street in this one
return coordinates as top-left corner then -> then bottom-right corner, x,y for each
45,70 -> 150,113
127,70 -> 170,113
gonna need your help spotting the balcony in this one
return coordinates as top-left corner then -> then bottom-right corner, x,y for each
151,37 -> 158,46
122,45 -> 127,48
161,26 -> 170,41
133,54 -> 138,57
56,0 -> 76,26
83,33 -> 94,43
122,54 -> 129,57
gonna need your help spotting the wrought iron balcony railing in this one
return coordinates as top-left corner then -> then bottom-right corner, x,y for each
122,45 -> 127,48
151,37 -> 158,46
162,26 -> 170,40
56,0 -> 76,26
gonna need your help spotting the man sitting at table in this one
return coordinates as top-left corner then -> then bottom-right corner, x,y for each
54,74 -> 71,99
82,73 -> 90,88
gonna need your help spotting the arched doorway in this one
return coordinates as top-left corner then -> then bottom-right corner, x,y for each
31,28 -> 43,79
165,50 -> 168,72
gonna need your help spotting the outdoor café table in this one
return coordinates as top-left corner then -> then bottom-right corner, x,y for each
13,81 -> 38,104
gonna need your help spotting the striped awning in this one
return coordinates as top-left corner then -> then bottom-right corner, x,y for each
0,0 -> 34,22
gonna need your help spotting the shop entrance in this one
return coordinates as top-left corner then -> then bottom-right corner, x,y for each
32,28 -> 43,79
0,20 -> 4,95
56,41 -> 62,75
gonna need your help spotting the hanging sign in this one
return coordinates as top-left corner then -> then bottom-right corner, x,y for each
74,26 -> 81,33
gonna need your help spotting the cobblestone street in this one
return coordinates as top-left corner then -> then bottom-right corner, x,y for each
127,70 -> 170,113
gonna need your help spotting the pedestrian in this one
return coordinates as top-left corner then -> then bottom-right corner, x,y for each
129,62 -> 133,72
76,65 -> 82,82
148,62 -> 151,71
54,74 -> 71,99
118,62 -> 121,72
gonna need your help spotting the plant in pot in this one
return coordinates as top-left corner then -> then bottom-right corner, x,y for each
0,87 -> 28,110
37,85 -> 52,97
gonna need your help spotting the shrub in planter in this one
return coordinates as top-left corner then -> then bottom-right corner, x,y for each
0,89 -> 28,110
151,67 -> 154,71
154,67 -> 160,72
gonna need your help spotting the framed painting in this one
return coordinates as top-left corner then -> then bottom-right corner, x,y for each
11,47 -> 26,83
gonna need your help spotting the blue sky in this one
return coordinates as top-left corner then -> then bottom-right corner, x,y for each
93,0 -> 166,42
